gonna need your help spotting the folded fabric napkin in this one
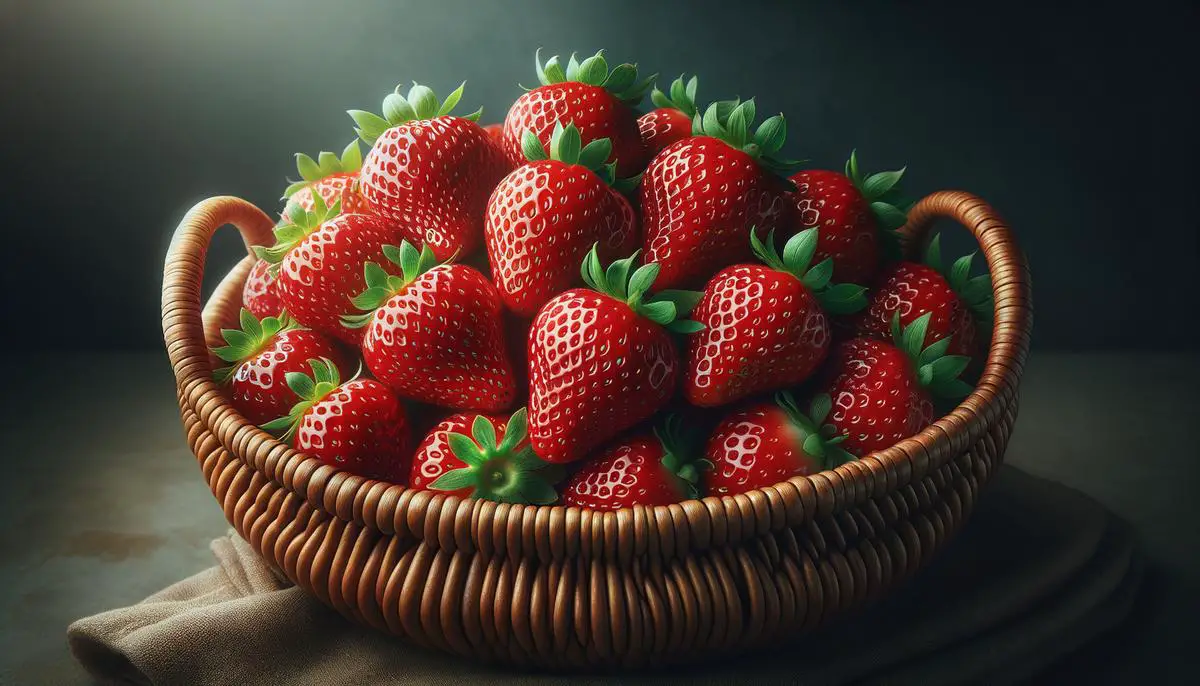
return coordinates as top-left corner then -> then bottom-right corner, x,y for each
68,467 -> 1140,685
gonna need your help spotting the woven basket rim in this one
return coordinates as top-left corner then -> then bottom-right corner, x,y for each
162,190 -> 1031,560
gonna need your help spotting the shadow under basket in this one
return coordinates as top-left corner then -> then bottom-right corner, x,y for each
161,190 -> 1032,669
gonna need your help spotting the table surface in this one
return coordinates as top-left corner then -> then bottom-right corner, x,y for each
1,352 -> 1197,684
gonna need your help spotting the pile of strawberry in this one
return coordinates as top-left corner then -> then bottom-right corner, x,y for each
216,49 -> 993,510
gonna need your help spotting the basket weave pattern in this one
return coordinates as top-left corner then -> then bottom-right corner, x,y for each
162,190 -> 1031,667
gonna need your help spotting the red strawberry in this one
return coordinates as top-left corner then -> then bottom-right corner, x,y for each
503,49 -> 655,178
560,416 -> 707,510
242,259 -> 284,319
853,233 -> 992,359
342,241 -> 516,411
262,358 -> 409,482
485,122 -> 640,318
282,140 -> 372,218
641,99 -> 795,290
787,150 -> 910,285
684,228 -> 867,406
527,247 -> 702,463
637,74 -> 699,156
816,312 -> 973,457
350,82 -> 510,261
254,194 -> 396,345
703,392 -> 855,496
212,309 -> 352,425
482,122 -> 504,144
414,408 -> 561,503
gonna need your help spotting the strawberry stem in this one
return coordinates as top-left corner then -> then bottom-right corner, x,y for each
429,408 -> 563,504
652,414 -> 711,499
650,74 -> 699,117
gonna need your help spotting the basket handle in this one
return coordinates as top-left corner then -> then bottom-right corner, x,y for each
162,196 -> 276,402
897,190 -> 1033,395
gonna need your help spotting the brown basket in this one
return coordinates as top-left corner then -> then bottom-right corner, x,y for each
161,190 -> 1031,668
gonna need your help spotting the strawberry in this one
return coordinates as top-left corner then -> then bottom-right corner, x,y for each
281,140 -> 371,217
211,309 -> 352,425
485,122 -> 640,318
503,49 -> 655,178
560,415 -> 708,510
816,312 -> 973,457
342,241 -> 516,411
262,358 -> 409,482
416,408 -> 561,503
787,150 -> 910,285
527,247 -> 702,463
482,122 -> 504,144
641,99 -> 796,290
853,233 -> 993,359
703,391 -> 855,496
254,193 -> 396,345
684,227 -> 867,406
242,259 -> 284,319
638,74 -> 699,156
349,82 -> 510,261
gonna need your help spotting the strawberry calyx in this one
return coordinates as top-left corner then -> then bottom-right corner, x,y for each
532,48 -> 657,105
889,311 -> 974,399
922,233 -> 994,322
260,357 -> 356,442
691,98 -> 801,178
775,391 -> 856,469
348,81 -> 483,146
653,414 -> 712,499
649,74 -> 699,117
341,241 -> 443,329
580,245 -> 705,335
211,308 -> 300,383
521,121 -> 643,194
843,149 -> 910,260
281,140 -> 363,200
750,228 -> 868,315
253,191 -> 342,269
429,408 -> 563,504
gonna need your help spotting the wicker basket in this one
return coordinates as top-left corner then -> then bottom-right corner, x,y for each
161,190 -> 1031,668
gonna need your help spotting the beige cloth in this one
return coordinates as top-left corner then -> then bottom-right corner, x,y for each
67,467 -> 1141,685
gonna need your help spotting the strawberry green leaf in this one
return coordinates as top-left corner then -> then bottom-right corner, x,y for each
845,149 -> 862,186
810,393 -> 832,426
782,228 -> 818,275
287,371 -> 316,400
348,110 -> 390,146
438,82 -> 466,117
296,153 -> 322,182
576,51 -> 608,86
577,138 -> 613,170
446,433 -> 484,467
521,129 -> 549,162
639,300 -> 677,325
515,475 -> 558,505
604,253 -> 637,300
543,54 -> 566,84
627,262 -> 661,299
815,284 -> 868,315
918,337 -> 952,367
899,312 -> 933,360
651,87 -> 672,109
472,415 -> 498,452
929,377 -> 974,399
924,233 -> 944,273
861,168 -> 906,199
498,408 -> 529,453
354,81 -> 482,145
929,355 -> 970,382
802,433 -> 826,459
666,319 -> 706,334
211,308 -> 294,368
753,115 -> 786,156
340,139 -> 362,170
431,467 -> 477,492
949,252 -> 975,293
649,289 -> 703,315
870,201 -> 909,231
669,76 -> 686,108
382,93 -> 416,126
725,101 -> 750,148
407,82 -> 438,119
603,63 -> 637,94
800,257 -> 834,292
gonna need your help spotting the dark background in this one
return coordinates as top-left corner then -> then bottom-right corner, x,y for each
1,0 -> 1196,351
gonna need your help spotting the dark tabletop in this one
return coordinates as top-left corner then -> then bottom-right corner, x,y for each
1,352 -> 1197,684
